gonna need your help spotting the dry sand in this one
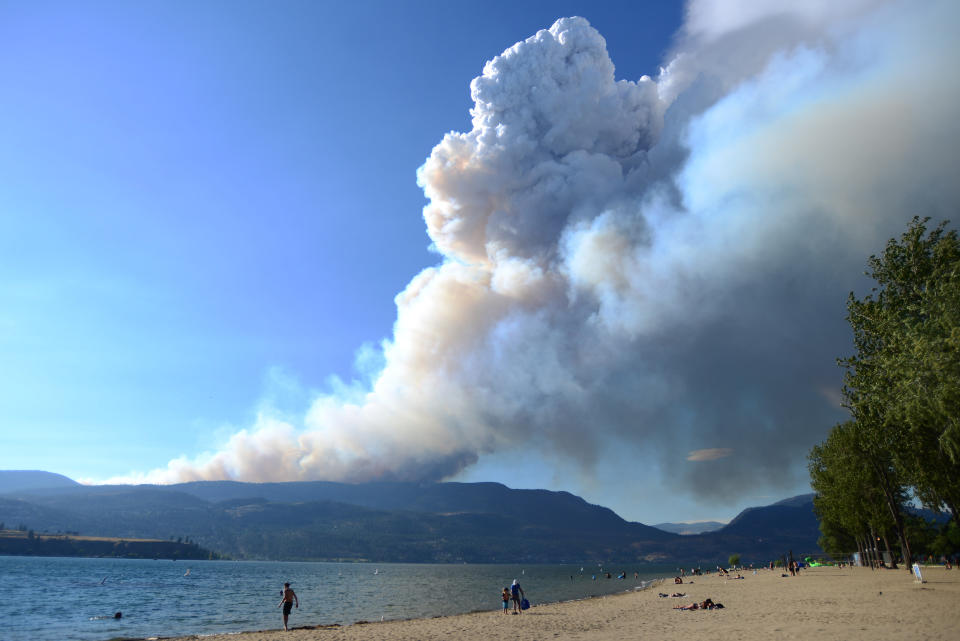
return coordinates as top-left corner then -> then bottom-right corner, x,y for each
161,566 -> 959,641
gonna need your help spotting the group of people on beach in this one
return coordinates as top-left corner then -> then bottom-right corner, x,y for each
275,576 -> 532,630
501,579 -> 526,614
275,570 -> 737,631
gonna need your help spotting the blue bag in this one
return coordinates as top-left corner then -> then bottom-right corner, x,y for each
521,598 -> 530,610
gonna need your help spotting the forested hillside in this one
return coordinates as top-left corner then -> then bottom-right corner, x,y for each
0,476 -> 826,563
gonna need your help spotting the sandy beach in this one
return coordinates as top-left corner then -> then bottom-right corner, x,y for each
158,565 -> 959,641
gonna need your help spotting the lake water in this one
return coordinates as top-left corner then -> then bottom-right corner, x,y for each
0,556 -> 670,641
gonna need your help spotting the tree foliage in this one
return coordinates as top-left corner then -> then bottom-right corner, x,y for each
810,218 -> 960,565
809,420 -> 904,563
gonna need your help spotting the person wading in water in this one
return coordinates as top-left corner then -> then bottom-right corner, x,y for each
277,582 -> 299,631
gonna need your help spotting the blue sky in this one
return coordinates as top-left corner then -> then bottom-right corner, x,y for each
3,1 -> 957,525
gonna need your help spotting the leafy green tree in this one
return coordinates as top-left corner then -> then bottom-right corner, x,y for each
844,218 -> 960,522
829,217 -> 960,566
816,517 -> 857,561
809,421 -> 905,566
902,514 -> 939,559
728,553 -> 741,568
930,521 -> 960,558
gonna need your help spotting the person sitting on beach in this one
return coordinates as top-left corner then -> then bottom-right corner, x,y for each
675,576 -> 683,584
510,579 -> 525,614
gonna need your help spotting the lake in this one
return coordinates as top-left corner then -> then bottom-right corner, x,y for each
0,556 -> 671,641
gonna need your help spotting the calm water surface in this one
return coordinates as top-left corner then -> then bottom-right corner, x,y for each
0,556 -> 669,641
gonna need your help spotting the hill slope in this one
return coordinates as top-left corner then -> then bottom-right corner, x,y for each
0,470 -> 79,493
0,473 -> 823,563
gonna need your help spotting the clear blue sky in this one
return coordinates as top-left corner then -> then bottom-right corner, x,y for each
1,2 -> 694,515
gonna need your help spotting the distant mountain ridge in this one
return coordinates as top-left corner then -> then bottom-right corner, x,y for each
721,493 -> 817,538
653,521 -> 727,535
0,470 -> 79,493
0,471 -> 822,563
168,480 -> 644,533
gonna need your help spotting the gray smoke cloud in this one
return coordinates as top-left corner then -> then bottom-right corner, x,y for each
116,1 -> 960,506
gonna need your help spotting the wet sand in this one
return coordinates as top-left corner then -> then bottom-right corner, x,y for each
159,565 -> 959,641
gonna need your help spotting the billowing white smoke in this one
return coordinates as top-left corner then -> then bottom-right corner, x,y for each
120,1 -> 960,502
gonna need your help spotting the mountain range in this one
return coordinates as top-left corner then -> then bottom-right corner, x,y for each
0,470 -> 821,564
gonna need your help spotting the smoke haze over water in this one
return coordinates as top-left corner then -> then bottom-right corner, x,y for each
115,1 -> 960,509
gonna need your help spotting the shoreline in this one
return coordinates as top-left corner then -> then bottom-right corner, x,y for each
145,577 -> 668,640
148,566 -> 960,641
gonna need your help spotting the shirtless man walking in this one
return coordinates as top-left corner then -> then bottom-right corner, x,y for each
277,582 -> 299,631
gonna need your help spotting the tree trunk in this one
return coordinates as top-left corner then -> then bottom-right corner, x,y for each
882,532 -> 897,569
871,459 -> 913,569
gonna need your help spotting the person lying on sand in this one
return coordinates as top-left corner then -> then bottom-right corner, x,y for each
674,598 -> 723,610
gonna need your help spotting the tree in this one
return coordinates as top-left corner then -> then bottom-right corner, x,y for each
816,517 -> 857,561
833,217 -> 960,566
930,521 -> 960,559
811,218 -> 960,570
843,218 -> 960,525
728,553 -> 741,568
809,421 -> 905,566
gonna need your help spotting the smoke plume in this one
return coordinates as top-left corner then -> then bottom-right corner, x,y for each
119,1 -> 960,506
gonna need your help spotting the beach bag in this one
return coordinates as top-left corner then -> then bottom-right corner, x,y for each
521,598 -> 530,610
